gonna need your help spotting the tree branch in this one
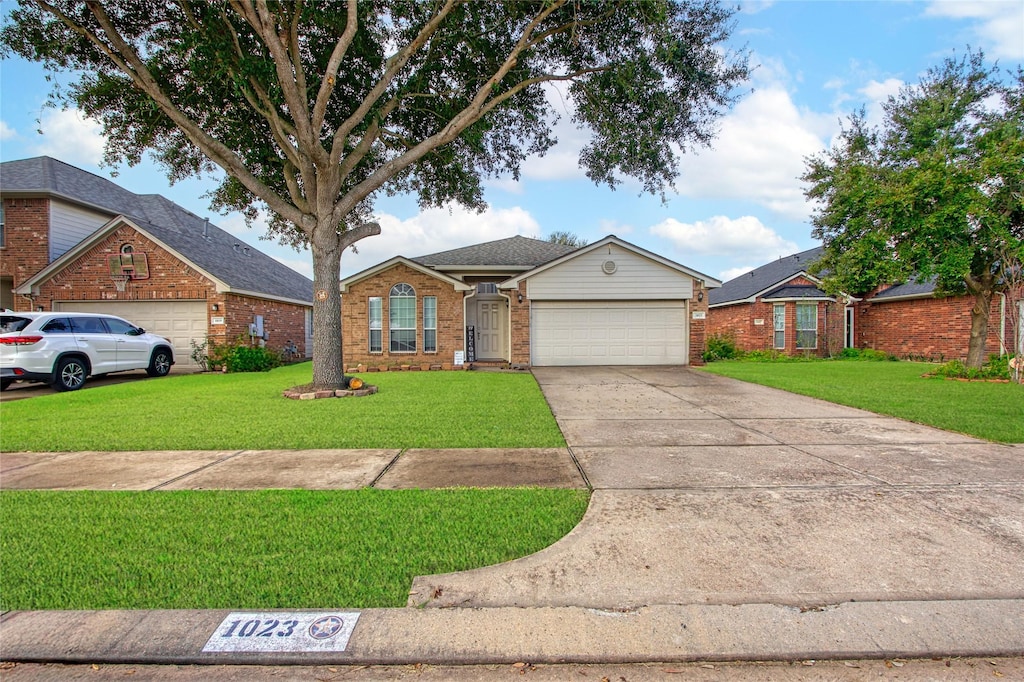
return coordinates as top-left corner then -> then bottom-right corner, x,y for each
312,0 -> 359,133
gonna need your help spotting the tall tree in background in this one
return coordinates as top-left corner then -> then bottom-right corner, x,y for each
547,231 -> 588,248
804,52 -> 1023,368
2,0 -> 748,389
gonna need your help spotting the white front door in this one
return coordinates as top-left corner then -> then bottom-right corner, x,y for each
476,300 -> 506,359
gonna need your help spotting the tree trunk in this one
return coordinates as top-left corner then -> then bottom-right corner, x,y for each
965,278 -> 995,369
310,228 -> 345,390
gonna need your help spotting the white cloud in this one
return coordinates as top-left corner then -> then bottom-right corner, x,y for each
598,218 -> 633,236
719,265 -> 756,282
925,1 -> 1024,60
340,203 -> 540,276
674,87 -> 826,221
30,108 -> 106,166
0,120 -> 15,140
650,215 -> 798,261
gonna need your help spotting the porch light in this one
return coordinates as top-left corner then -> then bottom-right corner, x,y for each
697,291 -> 704,302
517,293 -> 523,304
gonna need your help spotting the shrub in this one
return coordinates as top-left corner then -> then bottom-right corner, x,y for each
702,333 -> 741,362
204,336 -> 282,373
932,355 -> 1011,381
838,347 -> 897,361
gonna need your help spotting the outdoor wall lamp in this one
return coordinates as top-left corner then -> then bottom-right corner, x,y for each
211,303 -> 219,311
517,292 -> 523,304
697,291 -> 704,302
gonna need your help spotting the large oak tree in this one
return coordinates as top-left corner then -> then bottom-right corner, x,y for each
2,0 -> 749,388
803,52 -> 1023,368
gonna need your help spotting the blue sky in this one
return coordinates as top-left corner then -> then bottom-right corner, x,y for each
1,1 -> 1021,282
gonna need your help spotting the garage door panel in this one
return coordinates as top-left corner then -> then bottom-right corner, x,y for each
532,301 -> 687,366
55,300 -> 207,369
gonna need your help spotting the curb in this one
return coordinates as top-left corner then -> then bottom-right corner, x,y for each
3,600 -> 1022,666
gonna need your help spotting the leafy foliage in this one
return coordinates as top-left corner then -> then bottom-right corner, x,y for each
803,51 -> 1024,367
932,355 -> 1012,381
701,332 -> 740,362
1,1 -> 749,388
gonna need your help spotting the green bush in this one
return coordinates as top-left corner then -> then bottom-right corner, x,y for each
838,347 -> 897,361
702,333 -> 741,362
204,335 -> 281,373
932,355 -> 1011,381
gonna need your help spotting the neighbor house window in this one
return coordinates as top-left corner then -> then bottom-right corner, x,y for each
773,304 -> 785,349
368,297 -> 382,353
423,296 -> 437,353
796,303 -> 817,349
0,203 -> 5,248
389,283 -> 416,352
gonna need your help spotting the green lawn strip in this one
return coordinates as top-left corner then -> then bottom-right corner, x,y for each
700,360 -> 1024,443
0,364 -> 565,451
0,488 -> 589,610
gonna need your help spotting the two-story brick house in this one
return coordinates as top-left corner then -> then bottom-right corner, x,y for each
1,157 -> 313,367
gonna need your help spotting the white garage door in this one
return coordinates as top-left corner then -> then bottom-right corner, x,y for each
55,300 -> 207,369
531,301 -> 688,366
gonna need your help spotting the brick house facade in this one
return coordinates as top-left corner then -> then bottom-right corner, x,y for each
341,235 -> 717,369
709,246 -> 1018,362
1,157 -> 313,368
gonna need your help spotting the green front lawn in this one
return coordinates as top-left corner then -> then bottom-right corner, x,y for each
700,360 -> 1024,443
0,488 -> 590,610
0,363 -> 565,452
0,364 -> 581,611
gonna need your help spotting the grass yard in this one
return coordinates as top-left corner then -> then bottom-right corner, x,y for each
701,360 -> 1024,443
0,363 -> 565,451
0,488 -> 590,610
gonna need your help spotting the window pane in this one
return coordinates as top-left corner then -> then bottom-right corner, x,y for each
390,296 -> 415,329
423,297 -> 437,352
390,329 -> 416,352
797,330 -> 817,349
796,303 -> 817,349
773,304 -> 785,349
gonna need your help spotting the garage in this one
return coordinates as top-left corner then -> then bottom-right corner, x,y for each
54,300 -> 207,369
531,301 -> 688,366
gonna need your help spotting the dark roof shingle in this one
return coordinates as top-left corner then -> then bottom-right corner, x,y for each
412,235 -> 576,268
709,246 -> 824,306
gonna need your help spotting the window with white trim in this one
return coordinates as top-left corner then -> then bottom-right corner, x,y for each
773,304 -> 785,349
796,302 -> 817,349
389,283 -> 416,352
423,296 -> 437,353
368,297 -> 382,353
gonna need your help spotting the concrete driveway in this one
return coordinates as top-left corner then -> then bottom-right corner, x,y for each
409,366 -> 1024,611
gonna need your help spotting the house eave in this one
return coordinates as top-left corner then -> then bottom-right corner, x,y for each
340,256 -> 475,293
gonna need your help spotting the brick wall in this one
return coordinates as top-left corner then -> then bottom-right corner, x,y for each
855,294 -> 1007,361
216,293 -> 308,355
2,198 -> 52,310
510,281 -> 530,365
341,263 -> 465,368
689,281 -> 709,366
707,297 -> 844,357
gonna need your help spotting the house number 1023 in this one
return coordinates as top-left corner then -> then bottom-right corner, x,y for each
220,618 -> 299,638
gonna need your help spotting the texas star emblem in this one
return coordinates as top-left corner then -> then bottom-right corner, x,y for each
308,615 -> 345,640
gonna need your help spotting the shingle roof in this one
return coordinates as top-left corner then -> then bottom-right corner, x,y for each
1,156 -> 312,303
762,284 -> 829,299
872,276 -> 938,300
412,235 -> 576,268
709,246 -> 824,306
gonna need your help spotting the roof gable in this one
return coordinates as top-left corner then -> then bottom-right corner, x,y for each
709,247 -> 824,306
340,256 -> 474,292
500,235 -> 721,288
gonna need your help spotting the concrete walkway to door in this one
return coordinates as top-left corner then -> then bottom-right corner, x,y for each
408,366 -> 1024,613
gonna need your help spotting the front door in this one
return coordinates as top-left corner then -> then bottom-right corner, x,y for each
476,299 -> 506,359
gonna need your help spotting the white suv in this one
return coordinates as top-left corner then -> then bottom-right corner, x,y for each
0,312 -> 175,392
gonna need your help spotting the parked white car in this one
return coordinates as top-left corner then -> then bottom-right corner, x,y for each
0,312 -> 174,391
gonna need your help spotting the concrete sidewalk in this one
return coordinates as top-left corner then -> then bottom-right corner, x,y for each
2,366 -> 1022,668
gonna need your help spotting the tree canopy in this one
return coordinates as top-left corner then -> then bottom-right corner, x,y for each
803,51 -> 1024,367
2,0 -> 749,388
546,231 -> 588,248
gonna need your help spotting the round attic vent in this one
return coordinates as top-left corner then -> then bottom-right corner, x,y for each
602,259 -> 617,275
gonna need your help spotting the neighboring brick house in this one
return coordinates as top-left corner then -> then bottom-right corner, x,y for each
707,247 -> 846,356
708,246 -> 1019,361
856,278 -> 1012,361
340,234 -> 719,368
1,156 -> 313,368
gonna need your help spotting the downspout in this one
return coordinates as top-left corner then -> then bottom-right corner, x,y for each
998,292 -> 1007,356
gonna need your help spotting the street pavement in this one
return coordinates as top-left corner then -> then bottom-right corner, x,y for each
1,366 -> 1022,673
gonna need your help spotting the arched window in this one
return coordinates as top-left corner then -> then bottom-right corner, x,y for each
389,283 -> 416,352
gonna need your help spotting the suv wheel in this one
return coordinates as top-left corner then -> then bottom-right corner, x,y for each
54,356 -> 87,391
147,348 -> 172,377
